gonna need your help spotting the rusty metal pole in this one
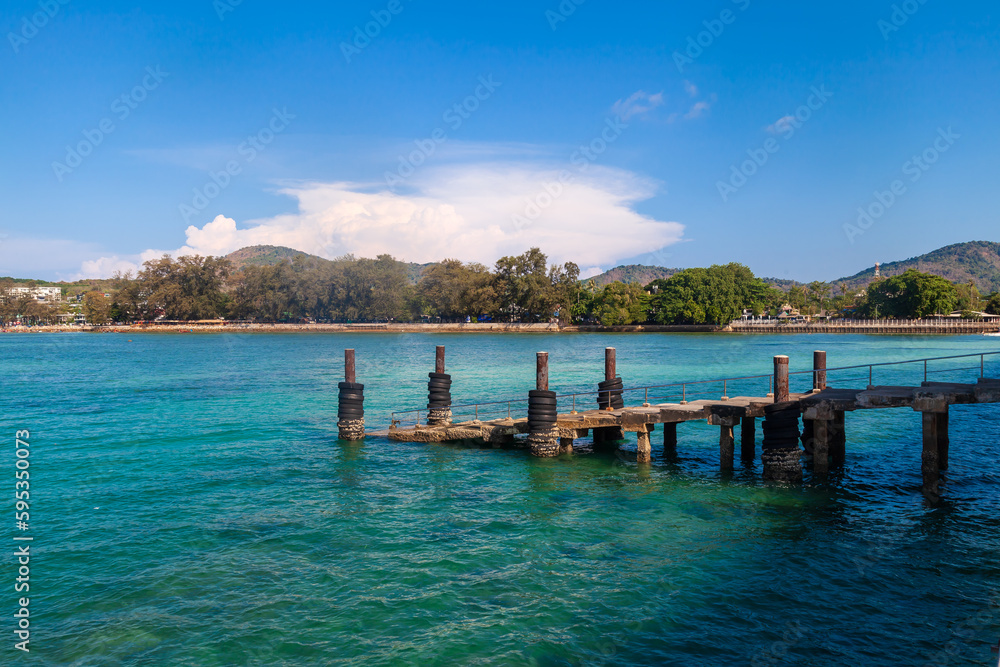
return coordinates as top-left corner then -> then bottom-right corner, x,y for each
537,352 -> 549,391
813,351 -> 827,392
345,349 -> 356,383
605,347 -> 616,382
436,345 -> 445,374
774,355 -> 790,403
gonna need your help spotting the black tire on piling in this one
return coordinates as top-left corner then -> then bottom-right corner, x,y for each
762,402 -> 801,482
597,377 -> 624,410
427,372 -> 453,425
338,382 -> 365,441
528,390 -> 559,457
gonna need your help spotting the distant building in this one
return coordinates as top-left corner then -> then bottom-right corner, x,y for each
4,286 -> 62,302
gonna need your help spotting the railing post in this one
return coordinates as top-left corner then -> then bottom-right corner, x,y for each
774,355 -> 789,403
924,360 -> 928,383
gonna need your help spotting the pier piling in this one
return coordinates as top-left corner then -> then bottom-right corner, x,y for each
663,423 -> 678,457
741,417 -> 756,461
774,355 -> 790,403
922,411 -> 945,502
427,345 -> 453,426
830,412 -> 846,465
338,349 -> 365,441
636,424 -> 652,463
528,352 -> 559,457
813,351 -> 827,392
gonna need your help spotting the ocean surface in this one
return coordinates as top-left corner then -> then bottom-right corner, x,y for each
4,332 -> 1000,665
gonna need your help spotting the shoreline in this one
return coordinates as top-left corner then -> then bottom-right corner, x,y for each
3,322 -> 999,335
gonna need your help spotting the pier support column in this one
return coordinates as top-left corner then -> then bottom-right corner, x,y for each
636,424 -> 653,463
560,436 -> 574,454
922,411 -> 945,502
710,415 -> 738,471
663,422 -> 678,457
830,412 -> 846,466
938,409 -> 950,471
813,419 -> 830,474
741,417 -> 756,462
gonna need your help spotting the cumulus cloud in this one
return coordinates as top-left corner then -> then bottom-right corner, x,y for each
612,90 -> 665,121
76,163 -> 684,277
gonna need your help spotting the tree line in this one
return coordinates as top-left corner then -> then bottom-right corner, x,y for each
81,248 -> 581,325
4,253 -> 999,326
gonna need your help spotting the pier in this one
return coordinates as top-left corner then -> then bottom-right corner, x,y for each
383,348 -> 1000,502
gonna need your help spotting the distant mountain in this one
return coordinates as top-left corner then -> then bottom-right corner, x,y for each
832,241 -> 1000,294
223,245 -> 432,285
224,245 -> 325,269
584,264 -> 681,287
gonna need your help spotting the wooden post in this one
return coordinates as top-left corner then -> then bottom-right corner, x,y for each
663,422 -> 678,457
830,412 -> 846,465
813,351 -> 827,391
637,424 -> 652,463
938,409 -> 950,471
741,417 -> 756,461
720,423 -> 735,471
774,356 -> 790,403
436,345 -> 445,374
345,349 -> 356,383
813,419 -> 830,473
605,347 -> 616,382
922,411 -> 942,502
537,352 -> 549,391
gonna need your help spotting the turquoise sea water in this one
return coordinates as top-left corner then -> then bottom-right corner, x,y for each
4,332 -> 1000,665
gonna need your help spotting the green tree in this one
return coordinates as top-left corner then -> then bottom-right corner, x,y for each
858,270 -> 957,318
590,282 -> 649,325
83,291 -> 111,324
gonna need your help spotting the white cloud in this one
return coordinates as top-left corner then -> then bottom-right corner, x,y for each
685,100 -> 712,119
766,115 -> 796,135
76,163 -> 685,277
684,80 -> 699,98
612,90 -> 665,121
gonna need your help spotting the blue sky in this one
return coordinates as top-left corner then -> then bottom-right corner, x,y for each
2,0 -> 998,281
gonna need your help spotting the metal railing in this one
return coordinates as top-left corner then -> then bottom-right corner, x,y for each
388,351 -> 1000,428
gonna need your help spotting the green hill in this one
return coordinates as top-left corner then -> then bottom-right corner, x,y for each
224,245 -> 432,285
584,264 -> 681,287
833,241 -> 1000,294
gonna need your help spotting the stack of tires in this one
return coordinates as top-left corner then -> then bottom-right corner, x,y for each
338,381 -> 365,441
527,390 -> 559,457
761,402 -> 802,482
427,372 -> 452,426
597,377 -> 625,410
